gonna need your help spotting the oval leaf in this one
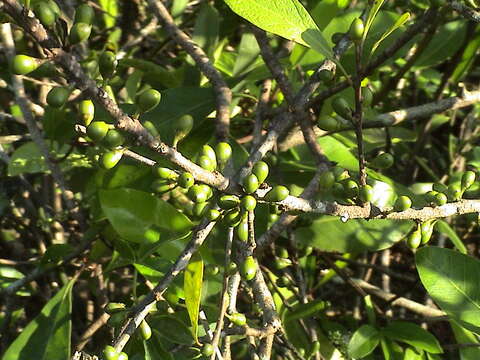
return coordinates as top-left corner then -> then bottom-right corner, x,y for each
348,324 -> 380,358
184,252 -> 203,342
382,321 -> 442,354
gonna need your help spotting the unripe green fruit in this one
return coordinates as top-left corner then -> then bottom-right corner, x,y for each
447,183 -> 462,201
192,201 -> 209,218
343,179 -> 359,199
432,182 -> 448,193
46,0 -> 60,16
362,87 -> 373,107
69,23 -> 91,44
331,32 -> 344,44
407,226 -> 422,249
269,204 -> 282,214
224,208 -> 242,227
46,87 -> 70,108
218,194 -> 240,210
215,142 -> 232,164
102,129 -> 124,149
264,185 -> 289,202
103,345 -> 118,360
317,115 -> 339,132
100,150 -> 123,169
137,89 -> 161,114
105,302 -> 126,314
421,221 -> 435,245
206,209 -> 221,221
349,18 -> 364,42
274,257 -> 292,270
318,69 -> 334,83
99,51 -> 117,80
173,114 -> 194,146
155,167 -> 178,180
276,275 -> 291,288
117,352 -> 128,360
268,213 -> 279,223
143,121 -> 159,138
152,179 -> 176,194
394,195 -> 412,211
11,55 -> 42,75
332,166 -> 349,181
235,219 -> 248,242
227,261 -> 238,275
359,184 -> 373,203
87,121 -> 110,142
206,265 -> 220,276
243,174 -> 259,194
461,170 -> 476,190
188,184 -> 209,203
202,343 -> 214,357
79,99 -> 94,126
370,152 -> 394,169
241,195 -> 257,211
74,4 -> 94,25
331,97 -> 352,119
241,256 -> 257,281
34,2 -> 56,27
229,312 -> 246,326
276,247 -> 289,259
425,190 -> 438,204
178,172 -> 194,189
319,171 -> 335,189
252,161 -> 269,184
201,145 -> 217,164
198,155 -> 216,172
332,182 -> 345,198
434,192 -> 447,206
140,320 -> 152,340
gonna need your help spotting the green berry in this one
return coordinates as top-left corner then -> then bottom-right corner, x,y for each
229,312 -> 246,326
117,352 -> 128,360
46,87 -> 70,108
394,195 -> 412,211
370,153 -> 394,170
178,172 -> 194,189
264,185 -> 289,202
188,184 -> 209,203
69,22 -> 92,44
343,179 -> 359,199
235,218 -> 249,242
241,195 -> 257,211
447,183 -> 462,201
102,129 -> 124,149
362,87 -> 373,107
140,320 -> 152,340
424,190 -> 438,204
461,171 -> 476,190
173,114 -> 194,146
192,202 -> 209,218
215,142 -> 232,164
143,121 -> 159,138
151,179 -> 176,194
276,275 -> 291,288
432,182 -> 448,193
218,195 -> 240,210
137,89 -> 161,114
74,4 -> 94,25
34,2 -> 57,27
224,208 -> 242,227
155,167 -> 178,180
252,161 -> 269,184
318,171 -> 335,190
421,221 -> 435,245
434,192 -> 447,206
227,261 -> 238,275
202,343 -> 214,357
332,166 -> 350,181
276,247 -> 289,259
11,55 -> 42,75
105,302 -> 126,314
359,184 -> 373,203
331,32 -> 344,44
273,257 -> 292,270
407,226 -> 422,249
243,174 -> 259,194
87,121 -> 110,142
331,97 -> 352,119
103,345 -> 118,360
79,99 -> 94,126
100,150 -> 123,169
317,115 -> 339,132
349,18 -> 364,42
46,0 -> 60,16
99,51 -> 117,80
241,256 -> 257,281
197,155 -> 216,172
318,69 -> 334,83
206,209 -> 221,221
200,145 -> 217,164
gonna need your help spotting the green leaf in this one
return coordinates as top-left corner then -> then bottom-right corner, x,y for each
149,315 -> 193,345
382,321 -> 442,354
99,188 -> 192,243
98,0 -> 118,28
144,331 -> 174,360
232,32 -> 261,77
451,25 -> 480,82
223,0 -> 332,58
416,247 -> 480,334
348,324 -> 380,358
284,299 -> 328,323
184,252 -> 203,342
450,320 -> 480,360
3,278 -> 75,360
370,12 -> 410,56
434,220 -> 467,254
364,0 -> 386,42
192,3 -> 219,58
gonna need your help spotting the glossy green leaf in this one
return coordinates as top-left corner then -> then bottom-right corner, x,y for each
450,320 -> 480,360
416,247 -> 480,334
435,220 -> 467,254
98,0 -> 118,28
149,315 -> 193,344
370,12 -> 410,56
3,278 -> 75,360
192,3 -> 219,58
284,299 -> 328,323
382,321 -> 442,354
99,188 -> 192,243
232,32 -> 261,77
348,324 -> 380,358
363,0 -> 386,42
224,0 -> 332,58
184,252 -> 203,342
144,331 -> 174,360
451,25 -> 480,82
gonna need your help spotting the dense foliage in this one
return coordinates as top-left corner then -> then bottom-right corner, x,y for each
2,0 -> 480,359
